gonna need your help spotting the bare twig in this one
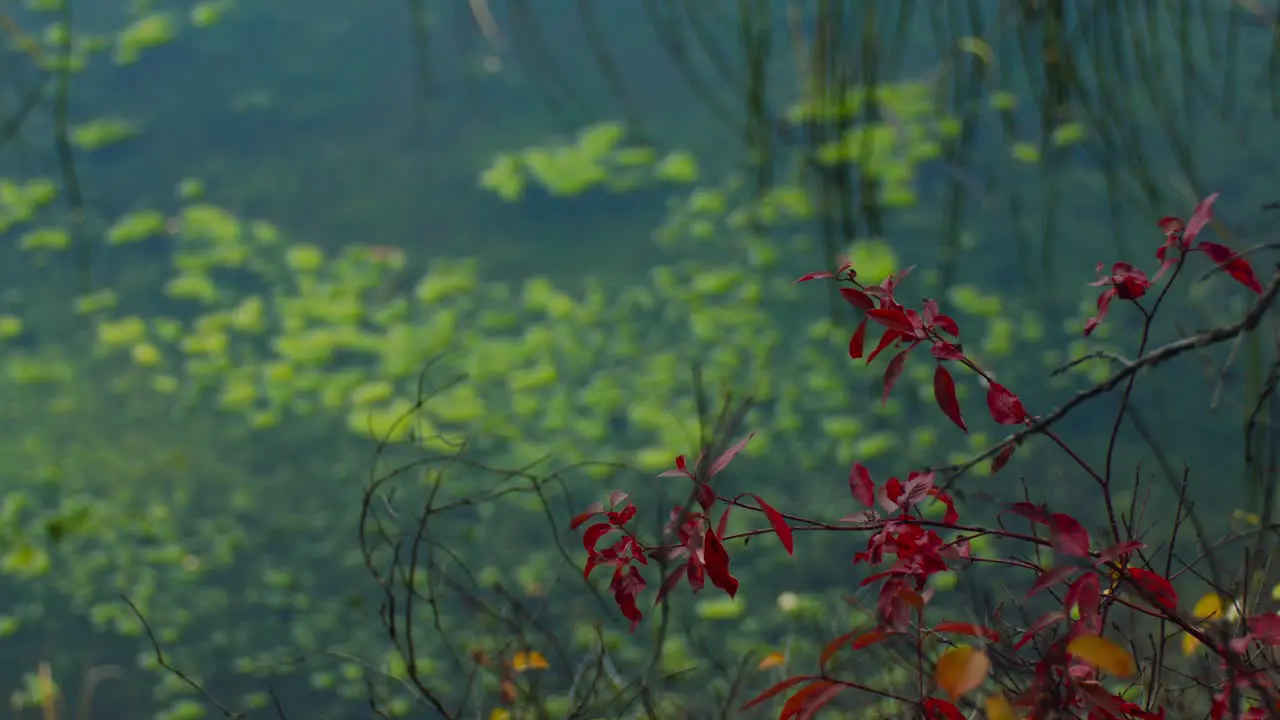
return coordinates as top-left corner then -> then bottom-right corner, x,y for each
937,266 -> 1280,487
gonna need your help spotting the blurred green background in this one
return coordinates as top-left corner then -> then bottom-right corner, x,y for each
0,1 -> 1277,718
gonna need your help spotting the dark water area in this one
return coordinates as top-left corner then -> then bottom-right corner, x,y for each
1,1 -> 1279,718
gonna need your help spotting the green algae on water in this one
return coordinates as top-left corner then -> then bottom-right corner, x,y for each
114,12 -> 178,65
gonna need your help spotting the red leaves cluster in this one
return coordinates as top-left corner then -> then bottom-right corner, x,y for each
1085,262 -> 1150,337
570,193 -> 1280,720
1087,193 -> 1261,336
573,433 -> 798,632
798,263 -> 1031,441
571,490 -> 648,630
848,466 -> 966,630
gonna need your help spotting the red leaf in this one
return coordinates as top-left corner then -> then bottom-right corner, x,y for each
849,463 -> 875,508
991,442 -> 1017,473
882,348 -> 910,404
709,433 -> 754,476
867,328 -> 901,363
1094,540 -> 1145,565
1004,501 -> 1052,525
867,308 -> 916,334
933,364 -> 967,432
986,382 -> 1027,425
606,502 -> 636,527
1199,241 -> 1263,293
653,565 -> 686,606
780,680 -> 842,720
658,454 -> 693,478
1126,568 -> 1179,613
583,522 -> 615,555
850,627 -> 897,649
1066,573 -> 1102,631
840,287 -> 875,311
930,342 -> 964,361
932,621 -> 1000,641
1015,611 -> 1065,650
848,318 -> 868,360
1028,565 -> 1078,597
748,494 -> 793,555
742,676 -> 810,710
1050,512 -> 1091,557
612,565 -> 646,632
1249,614 -> 1280,645
703,530 -> 738,597
922,298 -> 940,325
570,502 -> 604,530
1184,192 -> 1219,244
818,630 -> 859,667
934,314 -> 960,337
795,271 -> 836,283
921,698 -> 966,720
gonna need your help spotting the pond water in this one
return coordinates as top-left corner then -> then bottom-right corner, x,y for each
1,1 -> 1277,718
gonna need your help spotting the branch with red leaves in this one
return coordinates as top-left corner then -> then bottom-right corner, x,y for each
934,261 -> 1280,485
572,193 -> 1280,720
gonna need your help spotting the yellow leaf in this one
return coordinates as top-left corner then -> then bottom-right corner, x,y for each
756,651 -> 786,670
1066,635 -> 1136,677
511,651 -> 549,672
935,645 -> 990,700
489,710 -> 511,720
1193,592 -> 1224,622
957,36 -> 995,65
986,691 -> 1020,720
1181,632 -> 1201,658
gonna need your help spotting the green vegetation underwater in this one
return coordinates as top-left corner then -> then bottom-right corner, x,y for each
0,1 -> 1278,718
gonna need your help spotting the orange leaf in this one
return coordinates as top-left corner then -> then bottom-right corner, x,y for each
1066,634 -> 1136,677
935,645 -> 990,700
511,651 -> 549,672
985,691 -> 1020,720
757,651 -> 786,670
